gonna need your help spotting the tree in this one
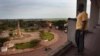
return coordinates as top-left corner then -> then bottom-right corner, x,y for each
52,20 -> 67,30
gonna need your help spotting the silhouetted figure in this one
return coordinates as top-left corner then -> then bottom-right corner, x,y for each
75,3 -> 88,55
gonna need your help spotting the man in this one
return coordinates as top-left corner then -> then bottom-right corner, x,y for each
75,4 -> 88,54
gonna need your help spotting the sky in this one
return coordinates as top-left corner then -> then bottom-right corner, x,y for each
0,0 -> 90,19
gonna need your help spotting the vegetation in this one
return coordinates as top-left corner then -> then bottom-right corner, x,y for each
0,38 -> 9,47
40,31 -> 54,41
38,21 -> 48,28
15,39 -> 40,49
52,20 -> 67,26
52,20 -> 67,30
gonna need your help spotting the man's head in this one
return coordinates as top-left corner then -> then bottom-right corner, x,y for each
78,3 -> 84,12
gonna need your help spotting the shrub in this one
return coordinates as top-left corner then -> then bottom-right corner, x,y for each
15,39 -> 40,49
40,32 -> 54,41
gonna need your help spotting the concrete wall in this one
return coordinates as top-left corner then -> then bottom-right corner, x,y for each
68,19 -> 76,46
89,0 -> 99,30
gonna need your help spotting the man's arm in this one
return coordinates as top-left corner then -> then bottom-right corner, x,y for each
82,21 -> 87,30
82,12 -> 88,30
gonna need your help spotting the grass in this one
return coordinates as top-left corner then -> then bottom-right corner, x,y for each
15,39 -> 40,49
40,31 -> 54,41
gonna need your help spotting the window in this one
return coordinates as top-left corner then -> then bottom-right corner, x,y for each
86,0 -> 91,18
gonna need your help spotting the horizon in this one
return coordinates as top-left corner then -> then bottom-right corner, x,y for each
0,18 -> 68,20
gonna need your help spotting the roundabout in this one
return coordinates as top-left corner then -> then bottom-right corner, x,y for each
0,29 -> 59,55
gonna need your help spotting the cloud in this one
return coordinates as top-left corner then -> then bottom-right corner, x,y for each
0,0 -> 77,19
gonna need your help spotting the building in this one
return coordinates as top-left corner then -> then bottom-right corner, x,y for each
54,0 -> 100,56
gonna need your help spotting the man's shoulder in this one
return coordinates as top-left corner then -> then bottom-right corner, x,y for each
82,11 -> 87,15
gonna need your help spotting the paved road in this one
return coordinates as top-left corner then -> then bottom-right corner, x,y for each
46,29 -> 67,56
